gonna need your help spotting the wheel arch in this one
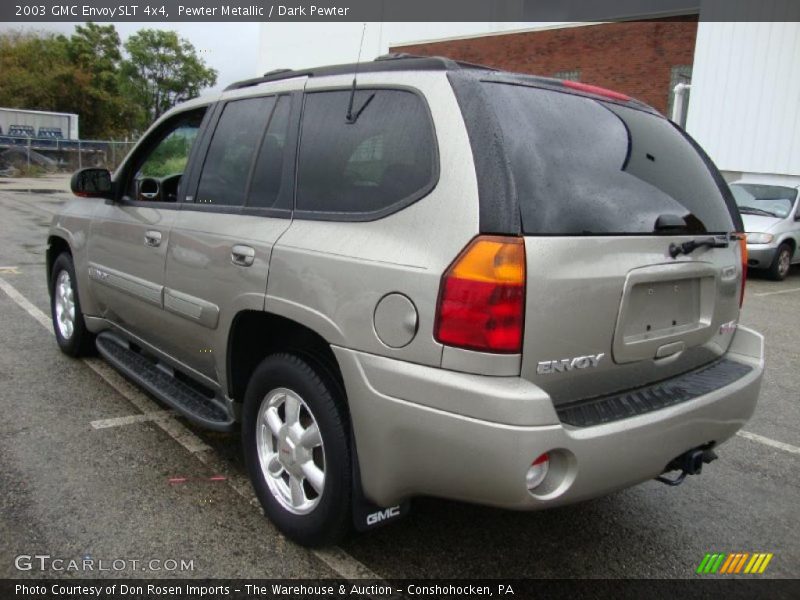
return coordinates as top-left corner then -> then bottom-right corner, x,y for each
46,235 -> 72,289
227,310 -> 346,407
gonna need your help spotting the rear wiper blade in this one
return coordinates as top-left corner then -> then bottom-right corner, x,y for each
669,236 -> 729,258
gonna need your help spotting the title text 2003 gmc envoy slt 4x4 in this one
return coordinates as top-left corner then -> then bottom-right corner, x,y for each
48,55 -> 764,546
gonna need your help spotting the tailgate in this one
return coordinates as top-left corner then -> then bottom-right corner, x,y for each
521,236 -> 742,404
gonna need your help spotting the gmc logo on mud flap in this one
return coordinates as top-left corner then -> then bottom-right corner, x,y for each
537,353 -> 605,375
366,506 -> 401,526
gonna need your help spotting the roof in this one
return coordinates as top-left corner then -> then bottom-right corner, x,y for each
224,53 -> 496,91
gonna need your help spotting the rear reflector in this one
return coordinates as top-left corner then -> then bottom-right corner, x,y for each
562,80 -> 631,102
434,236 -> 525,353
526,453 -> 550,490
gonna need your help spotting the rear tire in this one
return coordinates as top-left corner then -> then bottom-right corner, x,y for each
767,243 -> 792,281
50,253 -> 95,356
242,353 -> 351,546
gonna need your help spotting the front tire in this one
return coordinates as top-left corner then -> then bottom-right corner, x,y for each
50,253 -> 94,356
242,353 -> 351,546
767,243 -> 792,281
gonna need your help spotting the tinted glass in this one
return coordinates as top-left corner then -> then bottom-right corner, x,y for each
248,95 -> 291,209
297,89 -> 435,216
128,108 -> 205,200
483,83 -> 735,235
731,184 -> 797,219
196,96 -> 275,207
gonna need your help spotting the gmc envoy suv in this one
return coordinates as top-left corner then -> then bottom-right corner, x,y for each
48,55 -> 764,546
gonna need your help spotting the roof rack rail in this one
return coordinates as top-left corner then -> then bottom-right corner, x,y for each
223,55 -> 495,92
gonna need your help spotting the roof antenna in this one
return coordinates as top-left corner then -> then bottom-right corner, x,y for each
346,23 -> 368,124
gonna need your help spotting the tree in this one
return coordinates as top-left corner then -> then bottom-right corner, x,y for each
0,31 -> 76,115
121,29 -> 217,128
65,23 -> 140,138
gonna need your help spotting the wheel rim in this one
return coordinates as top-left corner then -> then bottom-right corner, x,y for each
54,269 -> 76,340
778,249 -> 791,277
256,387 -> 325,515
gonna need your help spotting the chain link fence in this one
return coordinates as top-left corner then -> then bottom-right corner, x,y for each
0,136 -> 136,177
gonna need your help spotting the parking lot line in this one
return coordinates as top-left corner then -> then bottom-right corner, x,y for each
737,430 -> 800,456
90,410 -> 175,429
753,286 -> 800,297
0,275 -> 385,583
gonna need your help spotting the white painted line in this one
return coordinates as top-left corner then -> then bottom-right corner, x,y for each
90,410 -> 174,429
0,266 -> 20,275
0,275 -> 383,583
737,430 -> 800,456
0,277 -> 51,329
753,286 -> 800,297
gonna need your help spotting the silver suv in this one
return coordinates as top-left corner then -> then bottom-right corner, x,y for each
48,55 -> 765,546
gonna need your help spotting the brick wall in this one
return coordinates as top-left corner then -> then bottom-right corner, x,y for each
391,17 -> 698,115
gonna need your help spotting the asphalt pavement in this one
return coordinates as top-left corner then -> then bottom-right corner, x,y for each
0,178 -> 797,580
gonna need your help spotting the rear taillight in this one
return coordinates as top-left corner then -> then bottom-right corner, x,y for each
434,236 -> 526,353
737,234 -> 748,307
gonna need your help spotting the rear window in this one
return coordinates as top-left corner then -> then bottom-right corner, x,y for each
483,83 -> 735,235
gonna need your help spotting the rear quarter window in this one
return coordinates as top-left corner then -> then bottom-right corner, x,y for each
483,83 -> 735,235
296,88 -> 437,219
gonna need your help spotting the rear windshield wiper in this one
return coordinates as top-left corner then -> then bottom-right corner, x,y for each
669,236 -> 729,258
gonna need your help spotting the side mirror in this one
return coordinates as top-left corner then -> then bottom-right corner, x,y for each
70,168 -> 113,199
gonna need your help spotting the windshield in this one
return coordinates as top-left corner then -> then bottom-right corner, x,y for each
730,183 -> 797,219
481,82 -> 736,235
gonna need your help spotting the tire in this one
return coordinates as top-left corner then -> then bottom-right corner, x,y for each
767,243 -> 792,281
50,252 -> 95,356
242,353 -> 351,546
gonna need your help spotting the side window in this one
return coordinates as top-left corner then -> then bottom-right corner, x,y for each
247,95 -> 292,209
126,108 -> 206,202
296,89 -> 436,217
196,96 -> 275,207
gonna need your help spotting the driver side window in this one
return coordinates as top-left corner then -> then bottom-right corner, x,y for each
126,108 -> 206,203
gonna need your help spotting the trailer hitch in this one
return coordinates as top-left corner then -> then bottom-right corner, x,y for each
656,445 -> 718,486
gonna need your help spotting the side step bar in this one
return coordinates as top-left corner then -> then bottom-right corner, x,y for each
96,332 -> 235,432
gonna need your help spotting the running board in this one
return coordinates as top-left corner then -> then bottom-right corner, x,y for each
96,332 -> 235,432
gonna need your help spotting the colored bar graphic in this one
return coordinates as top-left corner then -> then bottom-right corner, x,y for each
759,553 -> 773,573
720,553 -> 736,574
698,552 -> 773,575
696,554 -> 712,574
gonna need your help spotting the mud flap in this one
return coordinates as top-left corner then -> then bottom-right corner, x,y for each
350,435 -> 410,532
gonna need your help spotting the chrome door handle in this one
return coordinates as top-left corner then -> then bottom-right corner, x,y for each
231,244 -> 255,267
144,230 -> 162,247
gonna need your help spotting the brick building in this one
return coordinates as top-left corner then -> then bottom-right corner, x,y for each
391,17 -> 698,117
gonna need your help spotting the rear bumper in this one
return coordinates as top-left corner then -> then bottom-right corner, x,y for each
335,326 -> 764,509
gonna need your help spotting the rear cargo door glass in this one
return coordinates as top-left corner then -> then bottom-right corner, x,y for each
483,83 -> 735,235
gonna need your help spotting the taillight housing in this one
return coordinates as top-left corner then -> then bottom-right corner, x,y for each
434,236 -> 526,353
737,233 -> 748,307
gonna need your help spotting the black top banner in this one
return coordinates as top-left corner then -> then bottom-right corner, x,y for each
2,0 -> 799,22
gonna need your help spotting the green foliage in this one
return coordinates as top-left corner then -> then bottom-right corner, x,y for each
0,25 -> 216,139
138,128 -> 198,177
120,29 -> 217,129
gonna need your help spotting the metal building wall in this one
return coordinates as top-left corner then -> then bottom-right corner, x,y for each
0,108 -> 79,140
686,10 -> 800,183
